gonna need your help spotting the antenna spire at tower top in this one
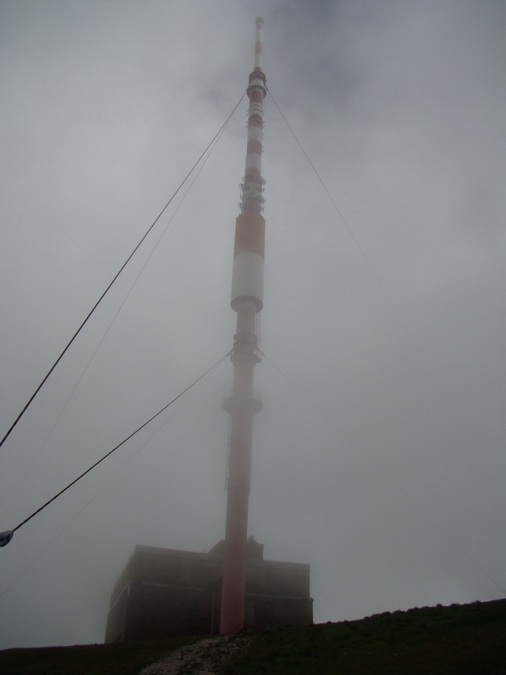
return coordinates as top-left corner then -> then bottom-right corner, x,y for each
255,16 -> 264,70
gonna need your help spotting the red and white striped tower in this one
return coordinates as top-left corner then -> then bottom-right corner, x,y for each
220,17 -> 267,635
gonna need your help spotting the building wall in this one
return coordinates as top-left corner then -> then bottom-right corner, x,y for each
105,542 -> 313,642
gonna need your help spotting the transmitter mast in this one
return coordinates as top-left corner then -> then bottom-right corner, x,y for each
220,17 -> 267,635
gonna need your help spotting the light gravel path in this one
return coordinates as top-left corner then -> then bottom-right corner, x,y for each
139,635 -> 252,675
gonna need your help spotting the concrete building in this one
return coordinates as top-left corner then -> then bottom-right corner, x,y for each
105,538 -> 313,642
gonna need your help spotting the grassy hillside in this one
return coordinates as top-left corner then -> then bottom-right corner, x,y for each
1,599 -> 504,674
224,599 -> 506,675
0,636 -> 198,675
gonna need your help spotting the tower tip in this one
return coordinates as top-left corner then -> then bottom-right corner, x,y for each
254,17 -> 264,71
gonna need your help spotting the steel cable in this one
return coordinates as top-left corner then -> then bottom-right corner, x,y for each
0,350 -> 231,546
0,94 -> 245,449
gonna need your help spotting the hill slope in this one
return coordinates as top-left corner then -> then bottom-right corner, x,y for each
223,599 -> 506,675
0,599 -> 504,674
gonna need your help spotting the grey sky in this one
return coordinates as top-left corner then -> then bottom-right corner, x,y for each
1,0 -> 505,649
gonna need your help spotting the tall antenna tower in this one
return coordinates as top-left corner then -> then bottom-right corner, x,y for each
104,19 -> 311,643
220,17 -> 267,635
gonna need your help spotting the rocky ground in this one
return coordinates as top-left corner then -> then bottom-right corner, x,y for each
139,635 -> 252,675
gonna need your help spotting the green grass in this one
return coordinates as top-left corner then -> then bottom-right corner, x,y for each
0,636 -> 198,675
222,599 -> 506,675
1,599 -> 504,675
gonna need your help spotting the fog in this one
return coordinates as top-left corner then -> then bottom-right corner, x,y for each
1,0 -> 505,649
